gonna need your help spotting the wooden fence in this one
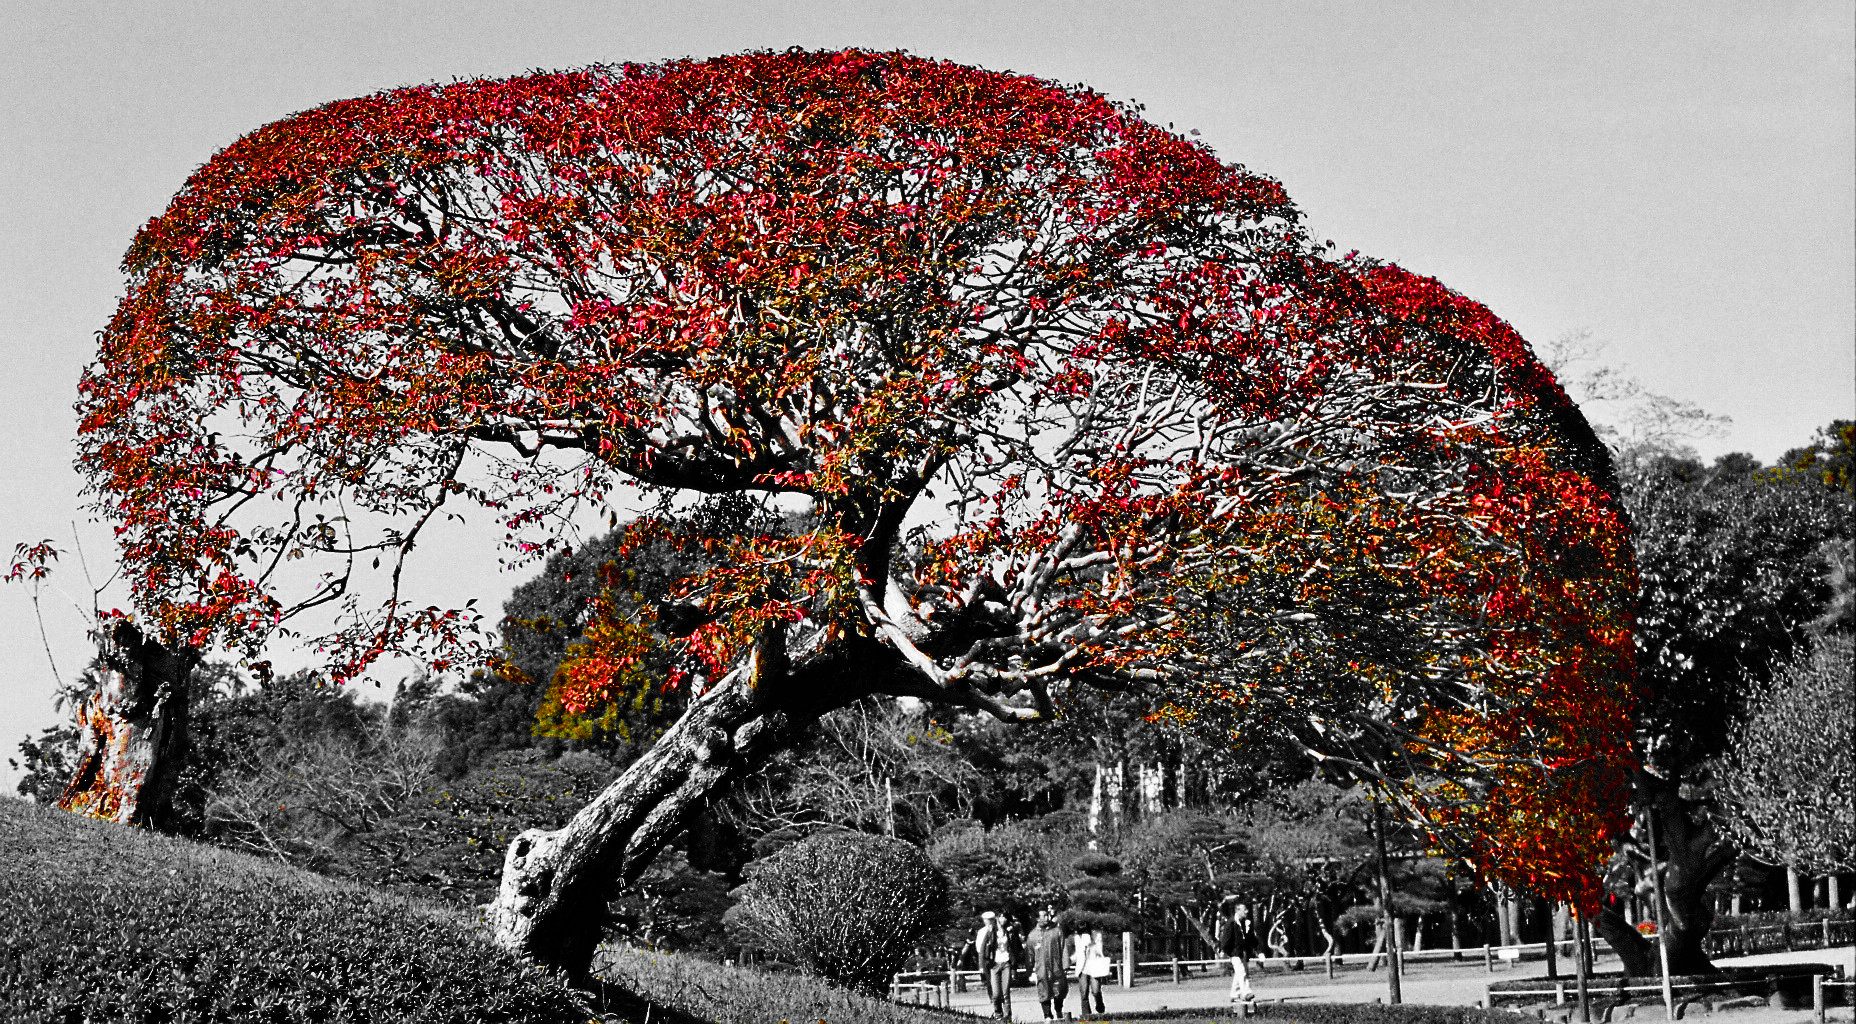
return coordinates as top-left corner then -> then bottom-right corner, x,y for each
891,919 -> 1855,1003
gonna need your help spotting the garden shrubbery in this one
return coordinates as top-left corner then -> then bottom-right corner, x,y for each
724,829 -> 950,995
0,796 -> 589,1023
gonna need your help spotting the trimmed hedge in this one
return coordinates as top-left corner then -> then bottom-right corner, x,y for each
0,797 -> 589,1023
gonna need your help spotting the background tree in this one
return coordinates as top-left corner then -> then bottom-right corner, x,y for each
1538,330 -> 1730,458
929,818 -> 1076,946
735,698 -> 980,845
1714,633 -> 1855,876
79,49 -> 1635,974
1061,850 -> 1138,939
723,830 -> 949,994
1600,438 -> 1854,973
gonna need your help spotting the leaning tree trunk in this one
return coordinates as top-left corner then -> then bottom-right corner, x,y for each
487,638 -> 875,977
58,620 -> 196,831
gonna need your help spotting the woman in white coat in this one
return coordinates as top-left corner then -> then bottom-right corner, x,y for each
1072,928 -> 1110,1015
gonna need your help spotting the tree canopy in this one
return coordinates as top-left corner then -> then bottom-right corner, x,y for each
79,49 -> 1636,968
1715,632 -> 1855,875
1592,438 -> 1854,974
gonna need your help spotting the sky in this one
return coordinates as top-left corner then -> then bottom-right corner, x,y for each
2,1 -> 1852,792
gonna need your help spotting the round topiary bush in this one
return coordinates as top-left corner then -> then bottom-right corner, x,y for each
724,830 -> 949,995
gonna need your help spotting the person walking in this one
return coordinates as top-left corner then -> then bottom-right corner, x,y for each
976,910 -> 1016,1019
1072,926 -> 1110,1016
1029,906 -> 1068,1019
1218,897 -> 1260,1004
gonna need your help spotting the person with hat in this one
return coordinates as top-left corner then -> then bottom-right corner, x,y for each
975,911 -> 1017,1018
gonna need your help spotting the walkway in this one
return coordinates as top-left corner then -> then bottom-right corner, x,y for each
940,946 -> 1855,1021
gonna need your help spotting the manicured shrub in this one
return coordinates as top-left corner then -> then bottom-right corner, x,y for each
724,829 -> 949,995
0,797 -> 588,1023
1062,851 -> 1138,936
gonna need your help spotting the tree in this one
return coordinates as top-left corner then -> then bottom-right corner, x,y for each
1062,850 -> 1138,937
55,619 -> 199,829
929,815 -> 1089,950
1775,420 -> 1854,498
734,697 -> 981,844
1538,330 -> 1730,458
79,50 -> 1635,974
1714,633 -> 1855,875
1599,444 -> 1854,973
202,703 -> 437,870
723,830 -> 948,994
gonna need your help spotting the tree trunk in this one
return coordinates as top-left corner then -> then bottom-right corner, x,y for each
1620,775 -> 1734,975
58,620 -> 196,832
1598,896 -> 1656,976
1498,887 -> 1520,946
487,640 -> 872,977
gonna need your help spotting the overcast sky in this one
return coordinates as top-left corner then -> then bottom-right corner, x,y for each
3,1 -> 1851,791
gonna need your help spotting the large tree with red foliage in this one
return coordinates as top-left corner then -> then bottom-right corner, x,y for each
79,50 -> 1636,974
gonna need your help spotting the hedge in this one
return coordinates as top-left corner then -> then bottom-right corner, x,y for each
0,797 -> 590,1023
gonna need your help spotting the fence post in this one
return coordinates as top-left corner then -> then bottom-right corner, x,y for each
1484,944 -> 1494,972
1172,956 -> 1181,985
1823,918 -> 1831,949
1326,950 -> 1335,979
1121,931 -> 1135,989
1812,974 -> 1825,1024
1784,923 -> 1794,952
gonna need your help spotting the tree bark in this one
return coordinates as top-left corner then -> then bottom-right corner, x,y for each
1597,896 -> 1656,976
58,621 -> 196,832
1498,887 -> 1520,946
1631,775 -> 1734,975
486,638 -> 877,976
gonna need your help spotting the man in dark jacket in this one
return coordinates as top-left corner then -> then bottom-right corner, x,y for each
1218,897 -> 1260,1003
1028,906 -> 1068,1019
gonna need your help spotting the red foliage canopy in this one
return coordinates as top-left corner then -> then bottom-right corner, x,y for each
80,50 -> 1634,908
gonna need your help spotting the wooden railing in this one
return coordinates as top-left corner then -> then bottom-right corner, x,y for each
1704,918 -> 1856,957
890,920 -> 1855,1006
